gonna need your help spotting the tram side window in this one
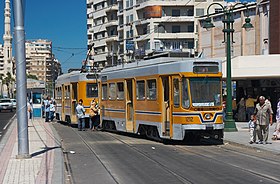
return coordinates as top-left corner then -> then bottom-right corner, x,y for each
65,86 -> 70,99
182,78 -> 190,108
59,87 -> 62,99
147,79 -> 157,100
117,82 -> 124,100
136,80 -> 145,100
102,84 -> 108,100
87,83 -> 98,98
109,83 -> 116,100
173,78 -> 180,107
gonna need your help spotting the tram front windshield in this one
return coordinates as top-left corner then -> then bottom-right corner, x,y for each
183,78 -> 221,107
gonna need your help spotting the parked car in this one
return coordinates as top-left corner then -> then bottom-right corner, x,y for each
11,99 -> 16,109
0,98 -> 13,112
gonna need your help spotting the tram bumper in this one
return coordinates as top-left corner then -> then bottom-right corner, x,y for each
181,123 -> 224,140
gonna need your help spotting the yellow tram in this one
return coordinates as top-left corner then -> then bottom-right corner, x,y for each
99,57 -> 224,141
55,71 -> 99,124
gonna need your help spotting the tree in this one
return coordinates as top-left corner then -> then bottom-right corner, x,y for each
27,74 -> 38,80
0,74 -> 4,97
2,72 -> 15,98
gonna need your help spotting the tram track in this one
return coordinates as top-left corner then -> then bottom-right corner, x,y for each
58,123 -> 280,184
174,143 -> 280,184
104,132 -> 194,184
98,131 -> 280,184
69,128 -> 194,184
68,127 -> 120,184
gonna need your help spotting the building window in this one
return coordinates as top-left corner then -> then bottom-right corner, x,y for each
215,8 -> 223,13
172,9 -> 180,17
187,24 -> 194,32
136,80 -> 145,100
172,25 -> 180,33
130,14 -> 134,22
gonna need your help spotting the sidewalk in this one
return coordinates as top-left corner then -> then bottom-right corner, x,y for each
0,117 -> 64,184
224,122 -> 280,154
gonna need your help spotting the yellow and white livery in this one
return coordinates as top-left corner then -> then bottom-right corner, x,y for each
55,71 -> 99,124
100,57 -> 224,141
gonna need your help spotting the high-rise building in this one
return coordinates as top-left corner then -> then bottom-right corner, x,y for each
86,0 -> 227,69
197,1 -> 269,58
25,39 -> 62,96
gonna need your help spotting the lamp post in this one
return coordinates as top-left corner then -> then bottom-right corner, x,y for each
203,3 -> 253,132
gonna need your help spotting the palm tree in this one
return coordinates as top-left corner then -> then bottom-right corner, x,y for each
0,74 -> 4,98
3,72 -> 15,98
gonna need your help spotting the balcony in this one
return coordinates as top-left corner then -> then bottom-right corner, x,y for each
89,24 -> 106,33
105,20 -> 118,28
93,38 -> 107,48
93,52 -> 107,62
106,35 -> 118,42
156,32 -> 195,39
160,16 -> 194,23
136,0 -> 193,10
105,4 -> 118,13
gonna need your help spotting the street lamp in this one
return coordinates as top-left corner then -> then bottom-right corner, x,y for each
203,3 -> 253,132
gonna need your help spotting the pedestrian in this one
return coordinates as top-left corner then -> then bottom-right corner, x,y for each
44,96 -> 50,122
254,96 -> 273,144
237,97 -> 246,121
272,98 -> 280,140
27,100 -> 33,119
49,100 -> 55,121
76,99 -> 86,131
89,100 -> 98,130
245,95 -> 257,121
248,115 -> 256,144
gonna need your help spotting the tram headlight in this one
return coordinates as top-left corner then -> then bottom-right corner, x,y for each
204,113 -> 212,120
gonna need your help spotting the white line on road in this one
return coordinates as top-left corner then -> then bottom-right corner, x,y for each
3,114 -> 16,130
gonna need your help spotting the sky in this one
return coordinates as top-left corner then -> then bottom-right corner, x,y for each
0,0 -> 256,73
0,0 -> 87,73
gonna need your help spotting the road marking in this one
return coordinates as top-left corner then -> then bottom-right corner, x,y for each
3,115 -> 15,130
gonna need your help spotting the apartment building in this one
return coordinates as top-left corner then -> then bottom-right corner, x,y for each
197,1 -> 269,58
25,39 -> 61,95
86,0 -> 227,68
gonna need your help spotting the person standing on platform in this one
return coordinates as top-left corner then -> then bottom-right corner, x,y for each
248,115 -> 256,144
44,97 -> 50,122
49,100 -> 55,121
254,96 -> 273,144
237,98 -> 246,122
272,98 -> 280,140
245,95 -> 257,121
76,99 -> 86,131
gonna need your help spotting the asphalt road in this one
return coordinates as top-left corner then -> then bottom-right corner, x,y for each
0,111 -> 15,141
53,123 -> 280,184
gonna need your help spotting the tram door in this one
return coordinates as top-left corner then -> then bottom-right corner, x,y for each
161,76 -> 171,137
125,79 -> 134,132
62,84 -> 65,121
71,83 -> 78,121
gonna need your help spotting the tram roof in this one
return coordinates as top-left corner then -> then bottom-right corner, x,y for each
222,55 -> 280,80
101,57 -> 222,79
56,71 -> 98,85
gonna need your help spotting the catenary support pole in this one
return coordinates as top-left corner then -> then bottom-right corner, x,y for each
13,0 -> 30,159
